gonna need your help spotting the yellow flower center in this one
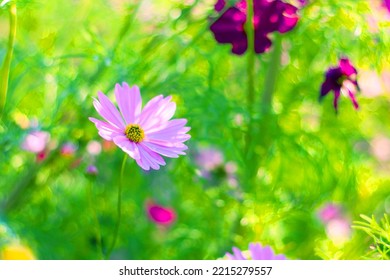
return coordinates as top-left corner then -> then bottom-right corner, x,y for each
125,124 -> 144,143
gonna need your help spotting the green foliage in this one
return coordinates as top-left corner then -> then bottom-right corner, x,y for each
354,215 -> 390,260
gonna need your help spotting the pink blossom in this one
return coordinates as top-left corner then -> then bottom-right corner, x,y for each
89,82 -> 191,170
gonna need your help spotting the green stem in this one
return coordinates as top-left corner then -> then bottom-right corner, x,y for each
244,0 -> 256,158
260,36 -> 282,115
105,154 -> 127,259
87,178 -> 104,260
89,2 -> 142,84
0,2 -> 17,118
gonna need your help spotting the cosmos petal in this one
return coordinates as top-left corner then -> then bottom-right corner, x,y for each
115,83 -> 142,124
97,92 -> 125,128
113,135 -> 141,160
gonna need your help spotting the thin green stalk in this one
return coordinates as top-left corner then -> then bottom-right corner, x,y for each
244,0 -> 256,158
105,154 -> 127,259
87,178 -> 104,260
0,2 -> 17,118
260,36 -> 282,115
89,1 -> 142,84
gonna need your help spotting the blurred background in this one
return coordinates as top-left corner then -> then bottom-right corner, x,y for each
1,0 -> 390,260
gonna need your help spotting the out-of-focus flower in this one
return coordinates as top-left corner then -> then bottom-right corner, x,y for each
195,147 -> 224,171
36,151 -> 48,162
21,131 -> 50,154
89,82 -> 191,171
317,203 -> 351,245
326,218 -> 351,245
370,135 -> 390,162
102,140 -> 116,152
0,243 -> 36,260
60,142 -> 77,157
210,0 -> 299,55
86,165 -> 98,175
87,140 -> 102,156
318,203 -> 342,223
320,58 -> 359,112
359,70 -> 384,98
225,243 -> 287,260
384,0 -> 390,13
145,200 -> 176,226
194,146 -> 238,187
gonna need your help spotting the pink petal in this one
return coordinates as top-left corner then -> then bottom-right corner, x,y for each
115,83 -> 142,124
147,129 -> 191,143
113,135 -> 141,160
89,117 -> 122,141
93,99 -> 123,130
98,91 -> 125,128
231,247 -> 246,260
139,96 -> 176,131
144,118 -> 187,134
142,141 -> 187,158
137,143 -> 166,170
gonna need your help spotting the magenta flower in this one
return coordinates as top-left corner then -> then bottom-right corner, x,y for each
89,83 -> 191,170
146,201 -> 176,226
225,243 -> 287,260
317,203 -> 342,223
385,0 -> 390,13
21,130 -> 50,154
210,0 -> 299,55
320,58 -> 359,112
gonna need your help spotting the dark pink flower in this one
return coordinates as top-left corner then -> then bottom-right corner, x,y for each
385,0 -> 390,13
210,0 -> 299,55
320,58 -> 359,112
146,201 -> 176,226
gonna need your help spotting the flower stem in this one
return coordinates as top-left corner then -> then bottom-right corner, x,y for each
0,2 -> 17,118
105,154 -> 127,259
260,35 -> 282,115
244,0 -> 256,158
87,178 -> 104,260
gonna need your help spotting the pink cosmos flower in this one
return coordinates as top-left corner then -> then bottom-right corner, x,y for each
89,83 -> 191,170
21,131 -> 50,154
146,200 -> 176,226
225,242 -> 287,260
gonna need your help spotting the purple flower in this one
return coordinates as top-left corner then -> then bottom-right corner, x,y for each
89,82 -> 191,170
320,58 -> 359,112
146,200 -> 176,226
194,146 -> 238,187
210,0 -> 299,55
225,243 -> 287,260
86,165 -> 98,175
